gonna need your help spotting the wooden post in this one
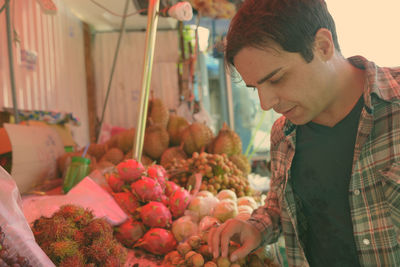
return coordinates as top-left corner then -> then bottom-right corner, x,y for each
83,23 -> 98,143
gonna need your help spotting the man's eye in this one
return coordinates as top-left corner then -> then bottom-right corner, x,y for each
270,77 -> 282,84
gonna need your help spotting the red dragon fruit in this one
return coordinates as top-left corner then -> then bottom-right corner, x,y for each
131,176 -> 163,202
165,181 -> 180,197
113,192 -> 140,216
107,173 -> 125,193
134,228 -> 177,255
146,164 -> 167,190
117,159 -> 145,183
169,187 -> 191,218
161,194 -> 170,207
169,173 -> 203,218
114,218 -> 146,248
140,201 -> 172,228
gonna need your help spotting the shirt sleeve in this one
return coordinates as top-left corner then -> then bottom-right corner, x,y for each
247,174 -> 282,246
247,116 -> 287,246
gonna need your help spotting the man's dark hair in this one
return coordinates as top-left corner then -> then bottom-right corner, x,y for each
225,0 -> 341,67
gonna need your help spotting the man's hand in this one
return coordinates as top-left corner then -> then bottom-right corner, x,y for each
208,218 -> 262,262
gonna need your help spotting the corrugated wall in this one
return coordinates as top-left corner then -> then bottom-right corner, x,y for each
0,0 -> 89,147
93,30 -> 179,130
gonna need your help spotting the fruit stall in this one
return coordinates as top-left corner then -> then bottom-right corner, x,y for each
0,0 -> 280,266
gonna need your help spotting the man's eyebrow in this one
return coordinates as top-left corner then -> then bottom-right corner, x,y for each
245,67 -> 283,88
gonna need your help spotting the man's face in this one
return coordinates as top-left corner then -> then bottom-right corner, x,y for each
233,44 -> 336,125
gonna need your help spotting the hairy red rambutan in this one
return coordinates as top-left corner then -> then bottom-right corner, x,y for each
52,204 -> 94,228
82,218 -> 113,244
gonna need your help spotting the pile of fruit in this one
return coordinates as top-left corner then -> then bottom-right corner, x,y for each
163,237 -> 278,267
0,227 -> 32,267
189,0 -> 237,19
160,189 -> 278,267
57,98 -> 252,197
107,159 -> 197,256
166,152 -> 253,197
31,205 -> 127,267
106,159 -> 277,266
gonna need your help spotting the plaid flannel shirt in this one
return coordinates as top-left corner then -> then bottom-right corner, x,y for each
248,56 -> 400,266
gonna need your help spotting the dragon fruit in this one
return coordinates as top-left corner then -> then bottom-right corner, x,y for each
134,228 -> 177,255
140,201 -> 172,228
117,159 -> 145,183
131,176 -> 163,202
169,173 -> 203,218
165,181 -> 181,197
146,164 -> 167,190
169,187 -> 191,218
161,194 -> 170,207
107,174 -> 125,193
113,192 -> 140,216
114,218 -> 146,248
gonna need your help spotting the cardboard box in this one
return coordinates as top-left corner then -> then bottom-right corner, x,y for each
22,120 -> 76,148
0,124 -> 65,194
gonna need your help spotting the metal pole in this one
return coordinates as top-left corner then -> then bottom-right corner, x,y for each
225,68 -> 235,130
5,0 -> 20,123
132,0 -> 160,162
96,0 -> 130,142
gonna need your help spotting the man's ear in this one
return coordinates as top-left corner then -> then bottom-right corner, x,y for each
313,28 -> 335,61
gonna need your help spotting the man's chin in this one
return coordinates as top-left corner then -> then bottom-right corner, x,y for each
285,116 -> 310,126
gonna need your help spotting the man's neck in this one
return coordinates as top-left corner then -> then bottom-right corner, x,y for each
312,58 -> 365,127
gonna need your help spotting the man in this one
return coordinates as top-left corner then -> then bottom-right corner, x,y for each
208,0 -> 400,266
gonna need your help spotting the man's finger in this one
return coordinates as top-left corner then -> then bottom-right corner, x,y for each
208,225 -> 218,254
210,223 -> 227,258
229,238 -> 258,262
220,220 -> 239,258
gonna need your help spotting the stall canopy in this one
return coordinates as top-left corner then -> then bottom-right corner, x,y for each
63,0 -> 178,31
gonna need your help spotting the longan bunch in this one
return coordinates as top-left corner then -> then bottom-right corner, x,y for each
167,152 -> 253,197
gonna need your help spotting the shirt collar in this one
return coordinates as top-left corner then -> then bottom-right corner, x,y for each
282,55 -> 400,137
348,55 -> 400,109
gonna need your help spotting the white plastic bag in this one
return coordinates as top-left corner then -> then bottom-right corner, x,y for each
22,177 -> 128,226
0,166 -> 55,267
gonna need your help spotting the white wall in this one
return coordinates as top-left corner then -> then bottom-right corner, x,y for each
93,30 -> 180,129
326,0 -> 400,67
0,0 -> 89,147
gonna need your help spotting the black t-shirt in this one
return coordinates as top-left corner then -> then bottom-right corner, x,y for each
290,97 -> 364,267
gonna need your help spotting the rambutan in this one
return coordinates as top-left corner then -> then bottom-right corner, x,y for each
58,250 -> 86,267
33,216 -> 78,243
85,237 -> 127,266
48,240 -> 79,264
52,204 -> 94,228
82,218 -> 114,244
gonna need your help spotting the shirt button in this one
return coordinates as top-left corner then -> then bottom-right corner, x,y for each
363,239 -> 370,245
354,189 -> 360,195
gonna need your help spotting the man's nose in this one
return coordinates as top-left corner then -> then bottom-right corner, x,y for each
257,87 -> 279,111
